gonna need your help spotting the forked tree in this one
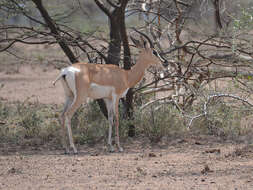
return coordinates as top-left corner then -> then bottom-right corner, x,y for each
53,36 -> 167,154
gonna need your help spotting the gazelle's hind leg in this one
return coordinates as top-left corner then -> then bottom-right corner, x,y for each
60,95 -> 74,154
59,77 -> 75,154
59,77 -> 79,154
64,95 -> 86,154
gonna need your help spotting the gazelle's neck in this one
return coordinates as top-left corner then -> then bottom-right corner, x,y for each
126,55 -> 149,88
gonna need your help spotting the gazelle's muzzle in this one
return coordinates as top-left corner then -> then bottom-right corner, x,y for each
152,49 -> 168,68
162,60 -> 169,68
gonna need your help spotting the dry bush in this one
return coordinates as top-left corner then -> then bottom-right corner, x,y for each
133,104 -> 185,143
0,101 -> 61,146
71,102 -> 108,145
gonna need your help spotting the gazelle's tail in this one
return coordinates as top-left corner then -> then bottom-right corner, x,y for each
52,71 -> 65,86
53,67 -> 80,86
52,68 -> 70,86
52,66 -> 80,99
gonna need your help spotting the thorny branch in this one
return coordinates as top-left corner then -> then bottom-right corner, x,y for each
186,93 -> 253,128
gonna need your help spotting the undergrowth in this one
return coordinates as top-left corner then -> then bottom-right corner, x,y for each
134,104 -> 185,143
0,101 -> 61,146
0,98 -> 252,148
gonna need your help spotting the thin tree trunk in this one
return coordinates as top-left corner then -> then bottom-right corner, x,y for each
119,0 -> 135,136
107,8 -> 122,66
31,0 -> 78,64
119,1 -> 134,121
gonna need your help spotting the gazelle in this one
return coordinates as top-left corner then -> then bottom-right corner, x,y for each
53,36 -> 167,154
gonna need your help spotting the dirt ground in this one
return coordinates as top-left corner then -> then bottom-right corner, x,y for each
1,64 -> 253,190
0,64 -> 64,104
0,140 -> 253,190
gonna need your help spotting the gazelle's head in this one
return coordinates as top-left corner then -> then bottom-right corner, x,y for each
130,35 -> 168,69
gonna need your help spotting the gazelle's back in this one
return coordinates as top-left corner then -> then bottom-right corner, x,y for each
72,63 -> 129,95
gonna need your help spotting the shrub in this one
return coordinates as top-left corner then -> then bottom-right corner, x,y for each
191,100 -> 253,140
134,104 -> 184,143
0,101 -> 60,146
71,102 -> 108,145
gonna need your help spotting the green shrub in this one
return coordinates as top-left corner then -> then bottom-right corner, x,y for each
0,101 -> 60,145
192,101 -> 253,140
134,104 -> 184,143
20,110 -> 42,139
72,102 -> 108,145
0,101 -> 10,120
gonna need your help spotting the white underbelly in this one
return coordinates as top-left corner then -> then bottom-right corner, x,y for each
88,83 -> 115,99
121,88 -> 129,97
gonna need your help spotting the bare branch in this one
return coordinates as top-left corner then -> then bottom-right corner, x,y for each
107,0 -> 120,8
94,0 -> 112,17
186,93 -> 253,128
31,0 -> 78,63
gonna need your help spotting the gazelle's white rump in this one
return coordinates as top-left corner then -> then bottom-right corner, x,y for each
62,67 -> 80,97
52,66 -> 80,86
64,66 -> 81,73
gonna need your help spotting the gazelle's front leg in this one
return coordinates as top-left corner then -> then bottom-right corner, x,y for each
107,111 -> 114,152
114,98 -> 123,152
105,99 -> 115,152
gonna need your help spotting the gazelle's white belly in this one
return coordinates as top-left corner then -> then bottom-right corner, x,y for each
88,83 -> 115,99
121,88 -> 129,97
88,83 -> 129,99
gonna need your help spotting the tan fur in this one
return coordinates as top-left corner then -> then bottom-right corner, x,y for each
55,41 -> 164,154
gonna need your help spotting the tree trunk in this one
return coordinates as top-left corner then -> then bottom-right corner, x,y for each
119,2 -> 134,121
107,9 -> 122,66
119,1 -> 135,136
31,0 -> 78,64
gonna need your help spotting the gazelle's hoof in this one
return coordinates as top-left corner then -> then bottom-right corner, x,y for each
118,147 -> 124,152
71,146 -> 78,155
109,146 -> 115,153
64,151 -> 78,155
64,147 -> 78,155
64,147 -> 70,155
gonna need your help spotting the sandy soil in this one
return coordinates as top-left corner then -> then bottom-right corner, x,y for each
1,64 -> 253,190
0,64 -> 64,104
0,140 -> 253,190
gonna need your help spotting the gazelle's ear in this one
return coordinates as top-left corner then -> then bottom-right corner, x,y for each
143,41 -> 147,49
131,27 -> 154,48
130,36 -> 143,48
